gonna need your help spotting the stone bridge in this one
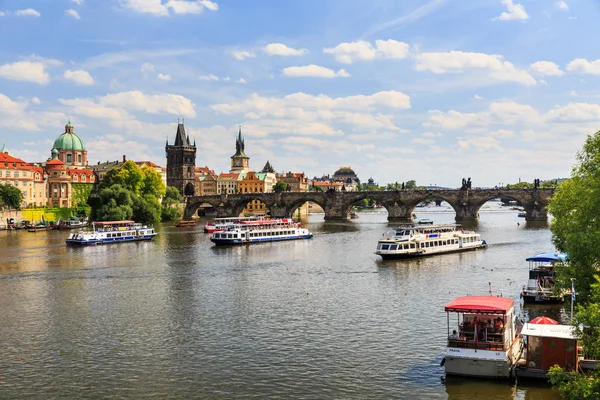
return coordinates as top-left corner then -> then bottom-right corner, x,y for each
184,188 -> 555,222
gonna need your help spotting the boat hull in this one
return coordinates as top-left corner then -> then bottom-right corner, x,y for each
521,294 -> 564,304
445,356 -> 511,378
66,235 -> 156,246
211,234 -> 313,246
377,245 -> 485,260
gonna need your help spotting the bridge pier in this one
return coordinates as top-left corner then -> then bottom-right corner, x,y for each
383,201 -> 414,222
524,204 -> 548,221
454,204 -> 480,221
269,204 -> 290,219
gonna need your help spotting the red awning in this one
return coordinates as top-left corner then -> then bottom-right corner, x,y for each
444,296 -> 514,314
529,316 -> 558,325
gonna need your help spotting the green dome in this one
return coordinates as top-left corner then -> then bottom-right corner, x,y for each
53,122 -> 85,151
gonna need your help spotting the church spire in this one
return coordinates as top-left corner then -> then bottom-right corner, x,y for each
232,126 -> 248,158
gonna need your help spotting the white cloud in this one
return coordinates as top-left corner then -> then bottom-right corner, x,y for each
0,61 -> 49,84
231,50 -> 255,60
422,132 -> 443,138
0,93 -> 68,131
412,137 -> 435,145
493,0 -> 528,21
263,43 -> 308,56
323,39 -> 410,64
65,9 -> 81,19
555,1 -> 568,11
529,61 -> 564,76
141,63 -> 155,73
100,91 -> 196,117
567,58 -> 600,75
31,97 -> 40,104
199,74 -> 220,81
15,8 -> 41,17
72,0 -> 84,4
236,78 -> 246,83
546,103 -> 600,121
157,73 -> 171,81
282,65 -> 350,78
0,11 -> 5,17
458,137 -> 503,150
474,94 -> 483,100
425,101 -> 542,129
223,76 -> 230,81
414,51 -> 536,86
199,0 -> 218,11
120,0 -> 218,16
64,69 -> 94,85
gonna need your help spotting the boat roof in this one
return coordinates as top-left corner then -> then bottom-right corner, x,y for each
521,323 -> 578,339
444,296 -> 514,314
93,220 -> 135,225
526,252 -> 568,263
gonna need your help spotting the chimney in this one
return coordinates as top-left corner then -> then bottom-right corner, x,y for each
123,155 -> 127,162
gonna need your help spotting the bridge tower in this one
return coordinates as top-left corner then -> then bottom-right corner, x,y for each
166,121 -> 197,196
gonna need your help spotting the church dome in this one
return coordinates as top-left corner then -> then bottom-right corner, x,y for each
53,121 -> 85,151
333,167 -> 357,177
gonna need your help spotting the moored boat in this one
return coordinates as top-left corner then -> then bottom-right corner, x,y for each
27,223 -> 51,232
56,217 -> 87,230
521,252 -> 568,304
443,296 -> 523,379
210,222 -> 312,246
375,224 -> 486,260
417,218 -> 434,225
515,317 -> 579,379
66,220 -> 156,245
174,219 -> 198,227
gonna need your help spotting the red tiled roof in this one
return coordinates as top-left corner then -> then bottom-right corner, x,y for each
46,158 -> 64,166
0,153 -> 26,164
219,173 -> 239,179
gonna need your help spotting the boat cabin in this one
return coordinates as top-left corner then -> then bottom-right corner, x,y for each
517,322 -> 578,378
445,296 -> 516,352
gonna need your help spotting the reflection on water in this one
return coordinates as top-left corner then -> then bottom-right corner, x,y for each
0,211 -> 564,399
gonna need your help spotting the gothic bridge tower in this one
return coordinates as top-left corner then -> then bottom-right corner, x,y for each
166,121 -> 196,196
230,127 -> 250,173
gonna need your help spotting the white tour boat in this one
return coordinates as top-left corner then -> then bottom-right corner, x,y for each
443,296 -> 523,379
374,224 -> 486,259
204,216 -> 264,233
66,220 -> 157,246
521,251 -> 568,304
210,222 -> 312,246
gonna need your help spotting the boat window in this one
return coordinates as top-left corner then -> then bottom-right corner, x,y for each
410,243 -> 416,249
389,244 -> 397,250
381,244 -> 389,250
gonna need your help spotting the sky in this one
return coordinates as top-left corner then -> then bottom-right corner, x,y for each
0,0 -> 599,187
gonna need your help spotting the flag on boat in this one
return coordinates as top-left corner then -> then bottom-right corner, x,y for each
572,281 -> 576,301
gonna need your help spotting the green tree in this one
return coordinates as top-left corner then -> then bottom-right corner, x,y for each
0,183 -> 24,209
405,180 -> 417,189
548,131 -> 600,301
161,186 -> 183,221
274,181 -> 287,192
96,185 -> 134,221
133,195 -> 162,224
548,366 -> 600,400
140,166 -> 166,198
99,160 -> 144,194
71,183 -> 93,207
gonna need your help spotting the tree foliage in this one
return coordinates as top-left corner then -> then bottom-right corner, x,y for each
548,132 -> 600,301
0,183 -> 24,209
161,186 -> 183,221
71,183 -> 93,208
274,181 -> 287,192
92,161 -> 167,224
549,366 -> 600,400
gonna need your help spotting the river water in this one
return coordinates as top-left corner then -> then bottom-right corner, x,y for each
0,205 -> 565,399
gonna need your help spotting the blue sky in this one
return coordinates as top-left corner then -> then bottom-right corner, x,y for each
1,0 -> 599,187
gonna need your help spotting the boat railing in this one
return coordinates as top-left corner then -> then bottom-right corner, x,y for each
448,338 -> 506,351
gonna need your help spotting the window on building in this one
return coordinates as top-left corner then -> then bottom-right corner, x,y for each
78,154 -> 82,163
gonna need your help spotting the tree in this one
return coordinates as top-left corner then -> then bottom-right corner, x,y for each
405,180 -> 417,189
0,183 -> 24,209
133,195 -> 162,224
548,131 -> 600,301
161,186 -> 183,221
96,185 -> 134,221
274,181 -> 287,193
140,166 -> 166,198
548,366 -> 600,400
